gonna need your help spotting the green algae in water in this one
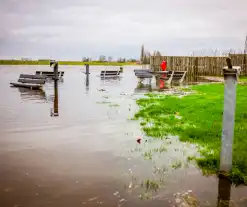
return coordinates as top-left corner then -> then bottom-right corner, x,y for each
134,84 -> 247,185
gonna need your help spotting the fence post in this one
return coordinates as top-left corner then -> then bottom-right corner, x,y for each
194,57 -> 199,82
220,57 -> 238,173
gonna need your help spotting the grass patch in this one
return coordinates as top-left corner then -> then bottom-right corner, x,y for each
134,83 -> 247,185
0,59 -> 136,66
239,76 -> 247,82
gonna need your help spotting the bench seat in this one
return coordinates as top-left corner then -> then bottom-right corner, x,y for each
10,74 -> 46,90
100,70 -> 121,78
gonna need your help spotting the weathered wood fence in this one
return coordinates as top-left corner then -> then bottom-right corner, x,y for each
150,54 -> 247,82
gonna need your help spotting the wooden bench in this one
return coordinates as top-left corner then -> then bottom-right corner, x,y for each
19,74 -> 46,80
36,71 -> 65,79
10,74 -> 46,90
134,69 -> 153,79
100,70 -> 121,78
148,71 -> 173,85
159,71 -> 187,84
170,71 -> 187,84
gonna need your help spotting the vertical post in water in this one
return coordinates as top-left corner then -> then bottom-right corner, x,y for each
220,58 -> 238,173
53,79 -> 59,116
50,60 -> 59,116
120,67 -> 123,73
54,61 -> 59,80
85,64 -> 90,87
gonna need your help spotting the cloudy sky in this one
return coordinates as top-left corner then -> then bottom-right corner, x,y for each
0,0 -> 246,60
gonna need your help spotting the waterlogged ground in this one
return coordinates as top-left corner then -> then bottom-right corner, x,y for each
0,65 -> 246,207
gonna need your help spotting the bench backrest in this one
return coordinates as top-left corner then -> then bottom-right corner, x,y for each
134,70 -> 152,78
135,74 -> 153,78
100,71 -> 120,76
18,78 -> 46,84
36,71 -> 64,77
19,74 -> 46,80
134,69 -> 151,73
172,71 -> 187,80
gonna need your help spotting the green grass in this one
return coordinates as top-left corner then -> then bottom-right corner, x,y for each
239,76 -> 247,82
0,60 -> 137,66
134,83 -> 247,185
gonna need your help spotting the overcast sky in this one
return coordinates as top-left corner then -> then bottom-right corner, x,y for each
0,0 -> 246,60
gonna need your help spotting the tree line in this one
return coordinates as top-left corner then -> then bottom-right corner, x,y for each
81,44 -> 162,64
140,44 -> 162,64
82,56 -> 138,63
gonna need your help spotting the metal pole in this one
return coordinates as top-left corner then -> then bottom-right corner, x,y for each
220,58 -> 238,172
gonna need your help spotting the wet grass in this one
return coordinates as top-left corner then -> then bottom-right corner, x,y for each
134,83 -> 247,185
143,145 -> 167,160
141,179 -> 160,192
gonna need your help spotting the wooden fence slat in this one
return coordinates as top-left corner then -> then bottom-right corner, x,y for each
149,54 -> 247,81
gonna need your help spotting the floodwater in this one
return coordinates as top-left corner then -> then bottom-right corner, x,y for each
0,65 -> 246,207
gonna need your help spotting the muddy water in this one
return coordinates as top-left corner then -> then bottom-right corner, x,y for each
0,66 -> 246,207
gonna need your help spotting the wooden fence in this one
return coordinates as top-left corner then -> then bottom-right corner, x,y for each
150,54 -> 247,82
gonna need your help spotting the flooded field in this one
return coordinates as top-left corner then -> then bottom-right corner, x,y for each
0,66 -> 246,207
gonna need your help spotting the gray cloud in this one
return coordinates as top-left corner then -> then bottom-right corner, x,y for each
0,0 -> 246,60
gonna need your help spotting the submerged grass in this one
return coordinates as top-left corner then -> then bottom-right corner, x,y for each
134,83 -> 247,185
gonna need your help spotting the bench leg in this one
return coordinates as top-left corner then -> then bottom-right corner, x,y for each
167,71 -> 174,84
178,72 -> 187,84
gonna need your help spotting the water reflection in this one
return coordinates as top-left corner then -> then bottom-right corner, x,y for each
18,87 -> 47,101
134,82 -> 175,93
85,72 -> 89,93
50,80 -> 59,117
100,76 -> 122,81
217,175 -> 232,207
135,82 -> 152,93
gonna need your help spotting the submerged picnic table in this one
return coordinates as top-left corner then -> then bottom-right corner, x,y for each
134,70 -> 187,84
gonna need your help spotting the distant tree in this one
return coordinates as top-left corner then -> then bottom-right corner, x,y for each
117,57 -> 126,63
156,50 -> 162,56
143,54 -> 148,64
82,57 -> 90,62
108,56 -> 113,62
128,58 -> 137,62
140,44 -> 145,63
143,51 -> 151,64
99,55 -> 106,62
